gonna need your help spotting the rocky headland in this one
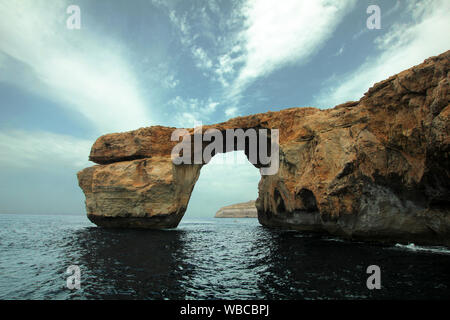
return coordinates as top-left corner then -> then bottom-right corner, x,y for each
78,50 -> 450,245
215,201 -> 258,218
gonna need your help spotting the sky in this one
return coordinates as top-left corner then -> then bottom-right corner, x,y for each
0,0 -> 449,217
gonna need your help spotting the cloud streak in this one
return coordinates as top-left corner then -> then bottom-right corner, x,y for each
0,130 -> 93,169
0,0 -> 153,134
225,0 -> 357,102
165,0 -> 357,117
167,96 -> 220,127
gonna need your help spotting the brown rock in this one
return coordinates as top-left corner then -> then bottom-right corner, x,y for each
78,50 -> 450,245
78,158 -> 202,228
215,201 -> 258,218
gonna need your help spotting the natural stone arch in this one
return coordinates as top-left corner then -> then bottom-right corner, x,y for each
78,51 -> 450,245
79,125 -> 278,229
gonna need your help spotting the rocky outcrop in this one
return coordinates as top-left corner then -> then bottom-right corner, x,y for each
215,201 -> 258,218
78,50 -> 450,245
77,158 -> 201,228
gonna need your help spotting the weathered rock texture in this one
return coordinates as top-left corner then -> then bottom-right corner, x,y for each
78,51 -> 450,245
215,201 -> 258,218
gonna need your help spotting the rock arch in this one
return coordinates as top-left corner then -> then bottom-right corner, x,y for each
78,51 -> 450,245
78,125 -> 277,229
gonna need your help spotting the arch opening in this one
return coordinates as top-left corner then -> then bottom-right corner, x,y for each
184,150 -> 261,218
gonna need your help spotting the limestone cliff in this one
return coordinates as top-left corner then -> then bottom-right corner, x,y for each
78,50 -> 450,245
215,201 -> 258,218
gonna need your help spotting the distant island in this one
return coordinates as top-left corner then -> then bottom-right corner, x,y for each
215,200 -> 257,218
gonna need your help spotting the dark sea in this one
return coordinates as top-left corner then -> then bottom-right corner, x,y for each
0,214 -> 450,300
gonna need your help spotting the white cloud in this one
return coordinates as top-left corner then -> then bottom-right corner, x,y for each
169,10 -> 192,47
0,0 -> 153,134
192,47 -> 213,70
164,74 -> 180,89
169,10 -> 215,72
168,7 -> 220,77
225,107 -> 239,118
0,130 -> 93,169
183,0 -> 357,117
148,1 -> 358,121
175,112 -> 201,128
227,0 -> 357,100
214,45 -> 245,87
315,0 -> 450,108
168,96 -> 220,127
207,102 -> 219,113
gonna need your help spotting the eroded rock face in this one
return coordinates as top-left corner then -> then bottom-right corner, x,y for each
78,50 -> 450,244
215,201 -> 258,218
78,158 -> 202,228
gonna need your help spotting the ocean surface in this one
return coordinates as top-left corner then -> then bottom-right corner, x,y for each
1,214 -> 450,300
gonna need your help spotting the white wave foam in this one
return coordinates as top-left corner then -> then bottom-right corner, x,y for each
394,243 -> 450,255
